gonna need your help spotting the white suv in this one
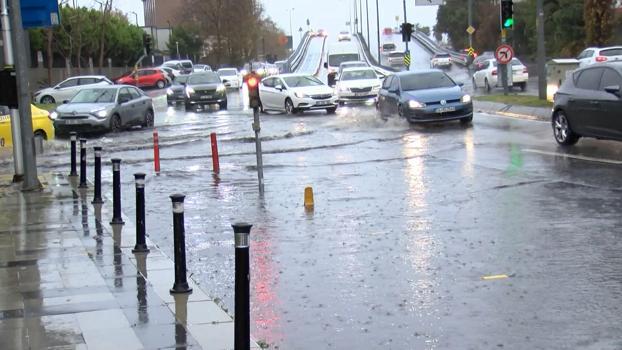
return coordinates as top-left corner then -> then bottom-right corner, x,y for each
577,46 -> 622,67
472,58 -> 529,92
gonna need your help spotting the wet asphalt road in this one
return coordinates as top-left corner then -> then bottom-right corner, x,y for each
2,42 -> 622,349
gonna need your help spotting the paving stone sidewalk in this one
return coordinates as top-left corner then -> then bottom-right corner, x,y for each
474,100 -> 552,122
0,173 -> 260,350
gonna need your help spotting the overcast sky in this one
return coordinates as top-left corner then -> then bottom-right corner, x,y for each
79,0 -> 439,49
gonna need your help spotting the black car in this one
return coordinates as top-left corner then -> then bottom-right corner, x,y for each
377,70 -> 473,124
184,72 -> 227,110
552,63 -> 622,145
166,75 -> 189,105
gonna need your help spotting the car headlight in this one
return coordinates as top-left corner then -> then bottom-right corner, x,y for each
216,84 -> 226,92
294,91 -> 308,98
408,100 -> 425,109
185,86 -> 195,97
257,68 -> 266,75
461,94 -> 472,103
339,85 -> 349,92
95,109 -> 109,118
166,88 -> 174,95
49,111 -> 58,120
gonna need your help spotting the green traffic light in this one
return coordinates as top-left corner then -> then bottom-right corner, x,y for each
503,18 -> 514,28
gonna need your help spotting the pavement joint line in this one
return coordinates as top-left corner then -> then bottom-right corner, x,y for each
523,148 -> 622,165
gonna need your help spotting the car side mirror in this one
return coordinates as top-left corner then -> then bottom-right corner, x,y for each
54,86 -> 61,89
275,84 -> 284,91
334,77 -> 339,82
62,100 -> 69,104
324,62 -> 328,69
457,82 -> 464,87
118,97 -> 130,104
604,85 -> 621,97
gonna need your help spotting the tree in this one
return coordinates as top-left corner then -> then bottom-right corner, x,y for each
584,0 -> 614,46
167,26 -> 203,60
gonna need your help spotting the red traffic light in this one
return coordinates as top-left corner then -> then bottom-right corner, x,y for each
247,77 -> 258,88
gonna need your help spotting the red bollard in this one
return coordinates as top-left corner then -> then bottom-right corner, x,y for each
153,130 -> 161,174
210,132 -> 220,174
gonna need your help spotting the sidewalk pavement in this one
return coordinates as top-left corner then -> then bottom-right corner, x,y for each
0,173 -> 261,350
474,100 -> 552,122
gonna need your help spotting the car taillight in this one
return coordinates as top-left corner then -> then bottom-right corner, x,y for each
596,56 -> 608,62
523,68 -> 528,73
492,69 -> 497,76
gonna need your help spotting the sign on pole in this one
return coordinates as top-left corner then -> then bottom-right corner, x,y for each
21,0 -> 60,29
466,26 -> 476,35
495,44 -> 514,64
415,0 -> 444,5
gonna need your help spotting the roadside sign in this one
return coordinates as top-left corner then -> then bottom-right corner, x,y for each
467,47 -> 475,57
404,50 -> 411,68
495,44 -> 514,64
21,0 -> 61,29
415,0 -> 443,5
466,26 -> 476,35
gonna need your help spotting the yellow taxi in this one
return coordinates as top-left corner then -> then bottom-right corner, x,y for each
0,105 -> 55,148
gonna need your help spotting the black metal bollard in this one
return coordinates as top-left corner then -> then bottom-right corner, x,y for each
92,147 -> 103,204
233,222 -> 252,350
132,173 -> 150,253
69,132 -> 78,177
79,138 -> 88,188
169,194 -> 192,294
110,158 -> 125,225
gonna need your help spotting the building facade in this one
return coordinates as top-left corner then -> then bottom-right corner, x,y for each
143,0 -> 185,28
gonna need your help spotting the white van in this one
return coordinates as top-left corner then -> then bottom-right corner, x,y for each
323,42 -> 360,86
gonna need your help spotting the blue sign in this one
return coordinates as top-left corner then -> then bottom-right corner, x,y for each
21,0 -> 60,29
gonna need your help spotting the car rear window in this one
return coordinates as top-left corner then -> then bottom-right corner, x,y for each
389,52 -> 404,58
601,48 -> 622,57
434,54 -> 450,58
383,44 -> 396,50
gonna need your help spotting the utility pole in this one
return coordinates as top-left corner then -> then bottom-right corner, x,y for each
402,0 -> 408,52
359,0 -> 362,35
365,0 -> 369,45
376,0 -> 380,60
1,0 -> 23,182
468,0 -> 473,49
536,0 -> 546,100
8,0 -> 40,190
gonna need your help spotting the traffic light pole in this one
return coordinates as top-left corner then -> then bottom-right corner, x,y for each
9,0 -> 40,190
402,0 -> 408,53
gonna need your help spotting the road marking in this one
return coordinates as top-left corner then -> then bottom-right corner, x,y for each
481,274 -> 509,281
524,149 -> 622,165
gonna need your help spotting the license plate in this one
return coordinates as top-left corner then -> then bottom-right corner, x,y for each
354,92 -> 369,97
64,120 -> 81,125
201,95 -> 212,99
435,107 -> 455,114
316,100 -> 331,106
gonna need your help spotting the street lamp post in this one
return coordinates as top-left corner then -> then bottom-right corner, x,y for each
129,11 -> 139,26
288,8 -> 295,49
176,41 -> 180,59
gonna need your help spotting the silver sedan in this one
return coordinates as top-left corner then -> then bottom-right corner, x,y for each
50,85 -> 154,136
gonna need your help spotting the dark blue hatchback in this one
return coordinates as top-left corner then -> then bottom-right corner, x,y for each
377,70 -> 473,124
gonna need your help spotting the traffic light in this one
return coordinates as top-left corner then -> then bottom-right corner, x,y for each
247,73 -> 261,109
500,0 -> 514,29
142,33 -> 153,55
401,22 -> 413,42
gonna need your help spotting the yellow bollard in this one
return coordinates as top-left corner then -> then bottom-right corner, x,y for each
304,187 -> 314,209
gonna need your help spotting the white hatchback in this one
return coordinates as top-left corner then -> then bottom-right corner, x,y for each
472,58 -> 529,92
34,75 -> 113,104
577,46 -> 622,67
335,67 -> 381,104
259,74 -> 338,114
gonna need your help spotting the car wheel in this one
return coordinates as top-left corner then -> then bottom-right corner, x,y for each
552,111 -> 579,146
398,104 -> 405,117
460,116 -> 473,124
156,80 -> 166,89
472,78 -> 478,90
143,109 -> 154,128
326,107 -> 337,114
484,78 -> 491,92
110,114 -> 122,133
219,101 -> 227,110
33,130 -> 47,140
285,98 -> 296,115
40,95 -> 55,104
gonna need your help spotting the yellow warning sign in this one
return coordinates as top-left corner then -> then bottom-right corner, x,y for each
404,51 -> 411,67
466,26 -> 476,35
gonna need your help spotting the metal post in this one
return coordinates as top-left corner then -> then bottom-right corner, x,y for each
110,158 -> 124,225
376,0 -> 380,61
536,0 -> 546,100
232,222 -> 252,350
69,132 -> 78,176
402,0 -> 408,52
79,139 -> 88,188
132,173 -> 149,253
468,0 -> 473,49
359,0 -> 363,35
210,132 -> 220,174
170,194 -> 192,294
365,0 -> 369,45
9,0 -> 39,190
252,108 -> 264,195
92,147 -> 103,204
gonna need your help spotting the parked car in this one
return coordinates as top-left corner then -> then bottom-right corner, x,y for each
193,64 -> 212,72
472,51 -> 495,70
551,62 -> 622,145
217,68 -> 242,89
387,52 -> 405,66
166,75 -> 190,105
49,85 -> 154,135
430,53 -> 452,69
577,46 -> 622,67
33,76 -> 113,104
336,61 -> 368,80
0,105 -> 54,147
184,72 -> 227,110
381,42 -> 397,56
115,68 -> 169,89
259,74 -> 337,114
335,67 -> 381,104
338,31 -> 352,41
471,58 -> 528,92
377,70 -> 473,124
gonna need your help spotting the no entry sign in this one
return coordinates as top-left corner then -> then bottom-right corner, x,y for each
495,44 -> 514,64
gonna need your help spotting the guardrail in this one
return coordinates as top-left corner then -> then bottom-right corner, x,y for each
353,33 -> 396,77
286,32 -> 312,73
411,31 -> 468,66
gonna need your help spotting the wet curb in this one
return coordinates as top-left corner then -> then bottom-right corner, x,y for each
474,100 -> 551,122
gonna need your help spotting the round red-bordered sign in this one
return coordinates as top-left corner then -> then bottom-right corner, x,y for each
495,44 -> 514,64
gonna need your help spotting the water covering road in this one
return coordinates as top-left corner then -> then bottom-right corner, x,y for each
1,39 -> 622,350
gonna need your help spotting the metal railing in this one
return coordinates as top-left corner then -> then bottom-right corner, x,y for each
286,32 -> 313,73
353,34 -> 396,77
411,31 -> 468,66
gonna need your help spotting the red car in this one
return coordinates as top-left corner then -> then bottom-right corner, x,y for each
116,68 -> 168,89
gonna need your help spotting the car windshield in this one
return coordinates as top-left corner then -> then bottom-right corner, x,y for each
218,69 -> 237,76
389,52 -> 404,58
174,76 -> 189,84
341,70 -> 377,81
70,89 -> 117,103
188,74 -> 220,84
329,54 -> 360,67
283,75 -> 324,87
383,44 -> 396,50
435,54 -> 450,58
400,72 -> 456,91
